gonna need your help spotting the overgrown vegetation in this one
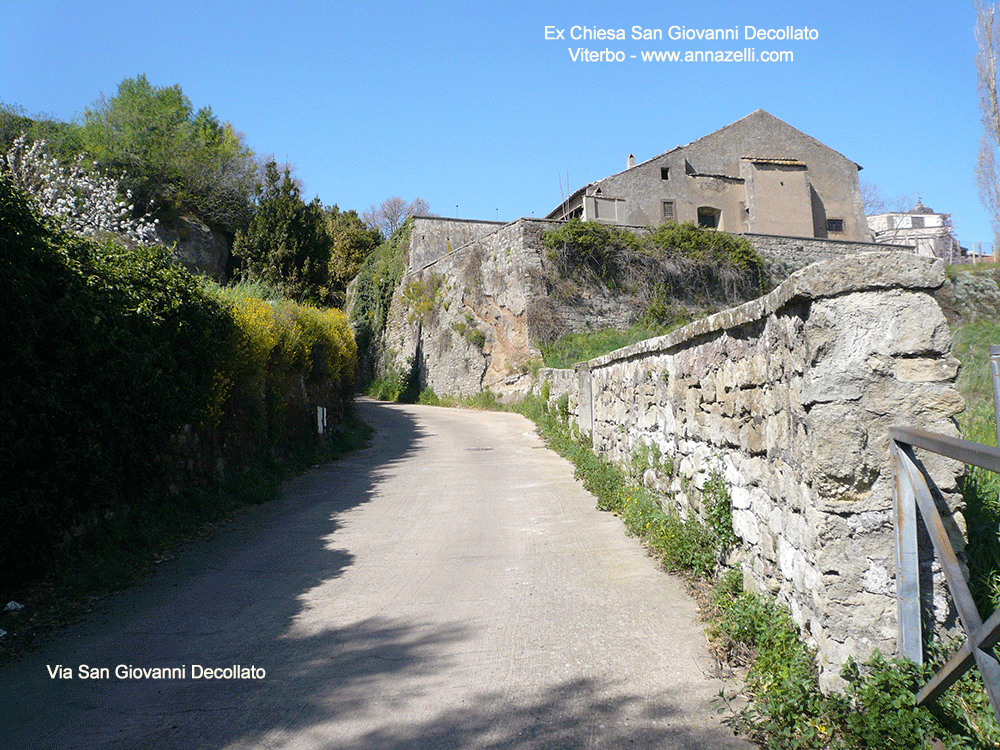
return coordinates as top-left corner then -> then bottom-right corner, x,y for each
2,81 -> 392,304
1,175 -> 357,592
0,417 -> 371,663
348,219 -> 412,386
541,219 -> 767,310
78,75 -> 259,233
529,220 -> 765,364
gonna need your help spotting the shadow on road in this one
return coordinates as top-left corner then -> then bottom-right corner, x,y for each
2,401 -> 745,750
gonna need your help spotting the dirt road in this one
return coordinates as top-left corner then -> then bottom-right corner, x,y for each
1,400 -> 751,749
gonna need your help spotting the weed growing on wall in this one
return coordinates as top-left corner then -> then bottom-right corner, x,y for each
403,271 -> 446,326
451,314 -> 486,350
541,218 -> 767,310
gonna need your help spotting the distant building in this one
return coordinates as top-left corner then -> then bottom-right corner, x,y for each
547,109 -> 870,242
867,201 -> 961,260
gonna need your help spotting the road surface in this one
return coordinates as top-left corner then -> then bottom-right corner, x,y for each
1,399 -> 752,749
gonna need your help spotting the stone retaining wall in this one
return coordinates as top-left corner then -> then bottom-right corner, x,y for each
539,252 -> 964,689
741,232 -> 913,281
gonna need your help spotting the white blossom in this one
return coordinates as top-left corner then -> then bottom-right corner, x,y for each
2,134 -> 159,245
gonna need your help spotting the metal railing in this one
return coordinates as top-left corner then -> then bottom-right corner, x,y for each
891,345 -> 1000,719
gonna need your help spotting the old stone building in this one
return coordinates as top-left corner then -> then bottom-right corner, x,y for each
547,109 -> 870,242
868,200 -> 962,260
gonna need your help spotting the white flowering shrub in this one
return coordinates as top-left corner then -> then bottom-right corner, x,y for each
2,134 -> 159,245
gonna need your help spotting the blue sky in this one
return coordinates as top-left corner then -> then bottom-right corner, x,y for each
1,0 -> 992,247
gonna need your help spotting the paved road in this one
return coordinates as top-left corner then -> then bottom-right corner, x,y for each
2,400 -> 752,749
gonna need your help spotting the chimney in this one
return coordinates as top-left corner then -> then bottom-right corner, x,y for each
627,153 -> 635,168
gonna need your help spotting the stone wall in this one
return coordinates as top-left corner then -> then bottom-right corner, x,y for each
539,251 -> 964,690
409,215 -> 507,271
386,218 -> 927,407
741,232 -> 913,281
384,219 -> 550,398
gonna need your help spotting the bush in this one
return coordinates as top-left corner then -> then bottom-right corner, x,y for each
541,219 -> 767,307
0,176 -> 357,589
0,175 -> 231,585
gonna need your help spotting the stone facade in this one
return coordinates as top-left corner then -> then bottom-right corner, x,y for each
547,110 -> 870,242
538,252 -> 964,690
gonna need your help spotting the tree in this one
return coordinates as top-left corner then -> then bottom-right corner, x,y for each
859,180 -> 916,216
361,196 -> 432,238
232,160 -> 331,303
325,205 -> 382,308
2,134 -> 159,245
81,75 -> 258,233
977,0 -> 1000,247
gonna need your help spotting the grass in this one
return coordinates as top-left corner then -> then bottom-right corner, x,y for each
540,320 -> 686,369
510,393 -> 1000,749
0,417 -> 373,664
952,318 -> 1000,616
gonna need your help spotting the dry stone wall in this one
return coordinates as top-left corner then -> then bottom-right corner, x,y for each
540,252 -> 965,690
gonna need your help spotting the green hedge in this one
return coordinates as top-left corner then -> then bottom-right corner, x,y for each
0,176 -> 356,588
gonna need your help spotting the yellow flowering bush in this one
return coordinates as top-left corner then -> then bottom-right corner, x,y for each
201,283 -> 357,430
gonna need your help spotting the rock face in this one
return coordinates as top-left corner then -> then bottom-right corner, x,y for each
156,214 -> 231,282
539,252 -> 964,690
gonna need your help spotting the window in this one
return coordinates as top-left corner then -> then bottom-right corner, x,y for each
827,218 -> 845,233
910,216 -> 925,229
662,200 -> 675,221
697,206 -> 720,229
660,167 -> 670,181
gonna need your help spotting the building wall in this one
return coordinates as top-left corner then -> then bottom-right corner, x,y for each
554,111 -> 869,242
743,162 -> 814,237
869,212 -> 960,259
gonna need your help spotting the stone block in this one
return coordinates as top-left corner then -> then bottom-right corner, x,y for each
893,356 -> 960,383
